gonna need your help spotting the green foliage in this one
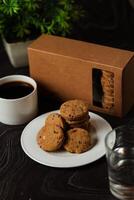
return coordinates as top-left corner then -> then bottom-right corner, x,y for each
0,0 -> 85,42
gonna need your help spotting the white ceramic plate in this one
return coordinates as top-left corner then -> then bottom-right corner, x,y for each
21,110 -> 112,168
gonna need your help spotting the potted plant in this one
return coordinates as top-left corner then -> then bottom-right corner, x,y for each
0,0 -> 84,67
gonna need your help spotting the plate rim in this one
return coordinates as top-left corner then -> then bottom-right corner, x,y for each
20,110 -> 112,168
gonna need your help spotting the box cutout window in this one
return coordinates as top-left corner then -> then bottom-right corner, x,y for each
101,70 -> 114,110
92,68 -> 103,107
92,69 -> 115,110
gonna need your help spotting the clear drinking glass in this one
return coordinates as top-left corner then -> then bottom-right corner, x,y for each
105,125 -> 134,200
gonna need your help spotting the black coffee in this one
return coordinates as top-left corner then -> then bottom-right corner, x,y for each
0,81 -> 34,99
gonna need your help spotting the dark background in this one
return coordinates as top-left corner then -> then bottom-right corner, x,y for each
73,0 -> 134,51
1,0 -> 134,51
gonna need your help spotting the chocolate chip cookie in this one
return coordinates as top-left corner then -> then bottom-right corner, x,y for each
37,125 -> 64,152
64,128 -> 92,153
45,113 -> 66,129
60,99 -> 89,121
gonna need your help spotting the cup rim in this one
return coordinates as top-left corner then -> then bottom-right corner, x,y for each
105,128 -> 114,151
0,75 -> 37,101
105,125 -> 126,151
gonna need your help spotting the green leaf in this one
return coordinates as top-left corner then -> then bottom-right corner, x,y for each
0,0 -> 86,40
23,0 -> 39,11
1,0 -> 20,15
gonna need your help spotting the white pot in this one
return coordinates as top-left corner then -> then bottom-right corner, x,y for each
2,37 -> 33,68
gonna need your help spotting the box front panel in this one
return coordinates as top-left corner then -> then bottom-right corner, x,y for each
29,49 -> 123,116
29,50 -> 93,103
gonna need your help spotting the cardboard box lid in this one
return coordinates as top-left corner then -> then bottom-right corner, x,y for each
29,34 -> 134,69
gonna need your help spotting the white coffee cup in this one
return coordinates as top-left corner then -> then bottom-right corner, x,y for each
0,75 -> 38,125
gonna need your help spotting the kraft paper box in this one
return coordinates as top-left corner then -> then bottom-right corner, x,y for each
28,34 -> 134,117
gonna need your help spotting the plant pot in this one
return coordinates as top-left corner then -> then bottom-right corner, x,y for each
2,37 -> 33,68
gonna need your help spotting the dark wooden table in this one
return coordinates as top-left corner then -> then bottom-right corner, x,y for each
0,44 -> 134,200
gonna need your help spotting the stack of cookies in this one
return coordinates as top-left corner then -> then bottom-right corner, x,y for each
60,99 -> 90,130
101,70 -> 114,110
37,99 -> 92,154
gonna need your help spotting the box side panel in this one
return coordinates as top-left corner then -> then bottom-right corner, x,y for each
122,56 -> 134,115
